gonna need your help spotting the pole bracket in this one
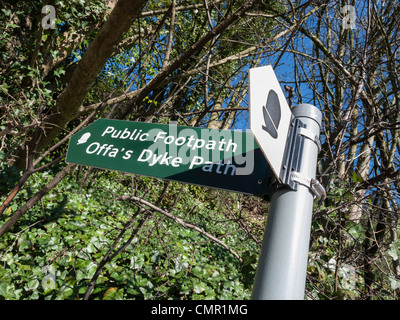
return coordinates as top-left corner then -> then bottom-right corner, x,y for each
290,171 -> 326,199
279,117 -> 305,190
298,127 -> 321,152
278,116 -> 324,198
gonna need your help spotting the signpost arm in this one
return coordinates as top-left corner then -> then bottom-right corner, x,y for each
251,103 -> 322,300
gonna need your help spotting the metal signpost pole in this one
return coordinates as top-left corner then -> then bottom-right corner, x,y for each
251,103 -> 322,300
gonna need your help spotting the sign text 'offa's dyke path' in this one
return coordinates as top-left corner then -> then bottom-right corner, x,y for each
66,119 -> 274,196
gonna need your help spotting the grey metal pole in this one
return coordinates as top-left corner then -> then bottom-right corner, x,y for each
251,103 -> 322,300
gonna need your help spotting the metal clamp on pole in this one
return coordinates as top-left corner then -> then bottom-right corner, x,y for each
290,171 -> 326,199
279,119 -> 322,191
298,127 -> 321,152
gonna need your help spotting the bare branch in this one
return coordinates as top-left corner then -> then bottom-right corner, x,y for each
117,195 -> 243,262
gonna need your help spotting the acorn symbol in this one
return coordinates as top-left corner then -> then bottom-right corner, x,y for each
77,132 -> 91,145
261,90 -> 281,139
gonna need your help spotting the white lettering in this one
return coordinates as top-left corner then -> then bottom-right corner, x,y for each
86,142 -> 100,154
111,130 -> 121,138
192,138 -> 205,150
175,136 -> 186,146
151,304 -> 185,317
226,139 -> 237,152
195,304 -> 247,315
154,131 -> 167,142
101,126 -> 114,137
171,157 -> 182,167
149,153 -> 163,166
164,136 -> 175,144
189,156 -> 203,169
120,128 -> 131,139
205,140 -> 216,150
137,149 -> 183,167
158,153 -> 172,165
123,150 -> 133,159
138,149 -> 152,162
108,148 -> 119,157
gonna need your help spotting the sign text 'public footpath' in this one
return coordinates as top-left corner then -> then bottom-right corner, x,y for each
66,119 -> 274,196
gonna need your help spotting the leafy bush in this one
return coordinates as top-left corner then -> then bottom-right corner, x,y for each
0,167 -> 262,300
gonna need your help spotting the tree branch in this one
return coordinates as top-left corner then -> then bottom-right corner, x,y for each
117,195 -> 243,262
117,0 -> 258,119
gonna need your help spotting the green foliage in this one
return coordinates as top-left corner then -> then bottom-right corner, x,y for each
0,0 -> 108,164
305,176 -> 400,300
0,167 -> 261,300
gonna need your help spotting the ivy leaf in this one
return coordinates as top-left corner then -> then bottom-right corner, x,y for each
390,276 -> 400,290
51,50 -> 59,60
193,281 -> 207,294
388,240 -> 400,260
103,287 -> 121,300
54,68 -> 66,78
0,282 -> 21,299
25,278 -> 40,291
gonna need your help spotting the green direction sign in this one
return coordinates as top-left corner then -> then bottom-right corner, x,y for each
66,119 -> 274,196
